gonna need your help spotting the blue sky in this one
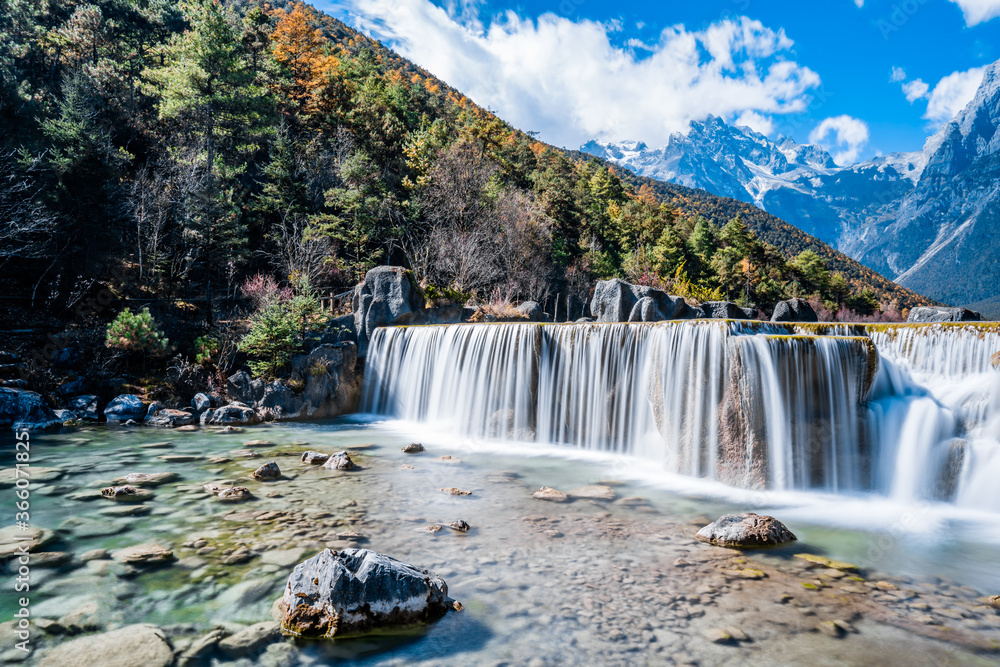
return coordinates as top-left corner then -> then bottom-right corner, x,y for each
321,0 -> 1000,164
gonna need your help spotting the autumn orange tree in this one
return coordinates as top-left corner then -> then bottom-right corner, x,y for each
269,2 -> 342,121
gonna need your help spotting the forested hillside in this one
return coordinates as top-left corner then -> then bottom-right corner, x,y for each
0,0 -> 929,338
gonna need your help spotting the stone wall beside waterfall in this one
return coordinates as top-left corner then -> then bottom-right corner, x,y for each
362,320 -> 1000,511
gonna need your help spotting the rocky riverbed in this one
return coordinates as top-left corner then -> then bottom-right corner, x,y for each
1,421 -> 999,666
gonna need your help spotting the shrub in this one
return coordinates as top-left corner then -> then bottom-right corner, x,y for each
105,308 -> 169,354
193,336 -> 219,366
239,276 -> 328,379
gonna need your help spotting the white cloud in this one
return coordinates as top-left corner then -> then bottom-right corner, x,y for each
734,110 -> 775,136
902,79 -> 930,102
854,0 -> 865,7
339,0 -> 821,148
924,67 -> 985,122
947,0 -> 1000,26
890,66 -> 907,83
809,115 -> 870,165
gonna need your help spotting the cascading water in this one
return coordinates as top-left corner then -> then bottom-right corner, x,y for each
362,320 -> 1000,511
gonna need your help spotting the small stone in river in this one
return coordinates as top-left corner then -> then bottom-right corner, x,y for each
336,531 -> 367,541
112,543 -> 175,565
400,464 -> 415,470
705,628 -> 734,644
157,454 -> 201,462
99,504 -> 152,517
79,549 -> 109,562
435,455 -> 461,463
723,568 -> 767,580
300,451 -> 330,465
402,443 -> 424,453
323,451 -> 355,470
218,622 -> 279,656
207,456 -> 231,464
222,547 -> 254,565
795,553 -> 859,571
448,520 -> 470,532
101,485 -> 137,498
981,596 -> 1000,609
696,513 -> 796,548
38,624 -> 173,667
440,487 -> 471,496
252,461 -> 281,479
423,525 -> 443,533
218,486 -> 253,502
229,449 -> 260,459
567,485 -> 616,500
244,439 -> 275,447
139,442 -> 173,449
177,425 -> 198,431
875,581 -> 898,591
219,426 -> 243,433
119,472 -> 178,487
532,487 -> 568,502
818,620 -> 846,638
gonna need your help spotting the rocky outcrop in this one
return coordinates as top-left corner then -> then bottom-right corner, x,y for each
696,513 -> 797,548
907,306 -> 982,323
0,387 -> 62,431
68,394 -> 99,420
353,266 -> 425,356
191,392 -> 212,413
516,301 -> 551,322
147,408 -> 196,428
591,279 -> 695,323
702,301 -> 754,320
279,548 -> 454,638
227,370 -> 266,406
104,394 -> 147,423
227,342 -> 360,422
771,298 -> 818,323
202,403 -> 261,426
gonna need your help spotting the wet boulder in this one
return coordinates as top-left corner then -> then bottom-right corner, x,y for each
0,387 -> 62,431
301,451 -> 330,464
353,266 -> 425,357
279,548 -> 454,638
696,513 -> 797,548
770,298 -> 818,323
591,279 -> 638,322
907,306 -> 982,323
592,279 -> 691,322
104,394 -> 146,423
323,451 -> 355,470
204,403 -> 261,426
147,409 -> 196,428
191,392 -> 212,413
702,301 -> 753,320
252,461 -> 281,479
68,394 -> 99,420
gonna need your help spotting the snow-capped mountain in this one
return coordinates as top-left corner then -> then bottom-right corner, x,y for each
581,116 -> 925,248
582,60 -> 1000,315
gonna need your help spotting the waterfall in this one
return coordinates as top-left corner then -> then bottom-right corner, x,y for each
363,320 -> 1000,510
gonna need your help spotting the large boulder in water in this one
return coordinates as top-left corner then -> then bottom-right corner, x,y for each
204,403 -> 262,426
770,298 -> 818,323
147,408 -> 196,428
353,266 -> 425,357
696,513 -> 797,548
279,548 -> 454,638
907,306 -> 981,323
68,394 -> 99,421
0,387 -> 62,431
628,296 -> 665,323
104,394 -> 146,423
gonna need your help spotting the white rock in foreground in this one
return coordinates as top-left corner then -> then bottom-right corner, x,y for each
279,548 -> 455,638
